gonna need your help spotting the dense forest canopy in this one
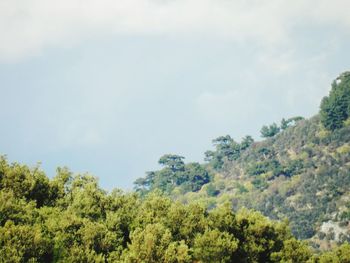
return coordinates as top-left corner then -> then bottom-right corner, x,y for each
1,156 -> 350,262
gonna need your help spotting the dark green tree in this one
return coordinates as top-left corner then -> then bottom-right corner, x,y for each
320,71 -> 350,131
180,162 -> 210,192
280,116 -> 304,130
241,135 -> 254,150
134,155 -> 210,195
260,123 -> 280,138
205,135 -> 241,169
158,154 -> 185,172
134,171 -> 155,192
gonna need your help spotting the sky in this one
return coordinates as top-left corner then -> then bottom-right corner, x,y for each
1,0 -> 350,190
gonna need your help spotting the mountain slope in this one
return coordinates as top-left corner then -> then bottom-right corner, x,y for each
170,115 -> 350,250
134,72 -> 350,250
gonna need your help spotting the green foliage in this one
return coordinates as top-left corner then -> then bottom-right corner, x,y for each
159,154 -> 185,172
123,223 -> 173,262
193,229 -> 238,262
205,135 -> 254,170
3,156 -> 343,262
320,71 -> 350,131
311,243 -> 350,263
134,155 -> 210,195
261,123 -> 280,138
283,159 -> 304,177
173,112 -> 350,246
163,240 -> 191,263
205,135 -> 239,169
0,221 -> 53,262
206,183 -> 220,197
246,159 -> 282,177
241,135 -> 255,150
179,162 -> 210,192
0,190 -> 37,225
281,116 -> 305,130
137,79 -> 350,249
0,157 -> 51,207
271,238 -> 312,263
339,202 -> 350,221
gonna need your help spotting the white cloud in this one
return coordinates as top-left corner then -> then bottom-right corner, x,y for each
1,0 -> 350,62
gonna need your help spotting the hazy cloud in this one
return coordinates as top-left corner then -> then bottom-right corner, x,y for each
1,0 -> 350,62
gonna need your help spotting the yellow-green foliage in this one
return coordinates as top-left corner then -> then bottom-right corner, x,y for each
1,148 -> 350,262
0,220 -> 53,263
193,229 -> 238,262
271,238 -> 312,263
316,129 -> 331,139
310,243 -> 350,263
336,144 -> 350,155
3,157 -> 344,262
298,151 -> 310,161
344,118 -> 350,127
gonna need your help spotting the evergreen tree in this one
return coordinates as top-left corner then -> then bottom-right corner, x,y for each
260,123 -> 280,138
320,71 -> 350,131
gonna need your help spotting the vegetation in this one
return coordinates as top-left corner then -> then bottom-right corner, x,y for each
147,115 -> 350,247
1,156 -> 350,262
261,117 -> 304,138
2,71 -> 350,261
134,72 -> 350,251
320,71 -> 350,131
134,154 -> 210,195
204,135 -> 254,169
260,123 -> 280,138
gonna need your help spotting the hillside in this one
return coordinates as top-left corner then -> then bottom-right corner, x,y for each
134,72 -> 350,251
176,116 -> 350,249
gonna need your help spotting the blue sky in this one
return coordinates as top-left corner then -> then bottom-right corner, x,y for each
1,0 -> 350,190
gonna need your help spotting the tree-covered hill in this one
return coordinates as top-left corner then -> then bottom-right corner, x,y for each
1,157 -> 350,262
134,72 -> 350,251
2,72 -> 350,262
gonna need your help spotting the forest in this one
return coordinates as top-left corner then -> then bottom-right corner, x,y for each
1,156 -> 350,262
1,72 -> 350,262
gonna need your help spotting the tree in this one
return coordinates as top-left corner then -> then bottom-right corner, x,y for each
260,123 -> 280,138
280,116 -> 304,130
0,155 -> 347,262
312,243 -> 350,263
180,163 -> 210,192
0,221 -> 53,262
164,241 -> 191,263
122,223 -> 173,263
0,159 -> 51,207
213,136 -> 240,160
320,71 -> 350,131
193,229 -> 238,262
134,171 -> 155,192
241,135 -> 254,150
158,154 -> 185,172
281,118 -> 289,130
153,154 -> 186,191
205,135 -> 242,169
134,155 -> 211,195
271,238 -> 311,263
